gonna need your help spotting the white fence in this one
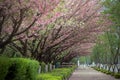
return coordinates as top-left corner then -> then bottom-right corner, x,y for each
38,64 -> 55,73
93,63 -> 120,73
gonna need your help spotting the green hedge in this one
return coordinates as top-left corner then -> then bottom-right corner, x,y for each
0,57 -> 39,80
37,73 -> 62,80
92,66 -> 120,79
114,73 -> 120,79
0,57 -> 12,80
37,66 -> 77,80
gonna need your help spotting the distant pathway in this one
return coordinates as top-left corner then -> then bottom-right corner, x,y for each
69,65 -> 120,80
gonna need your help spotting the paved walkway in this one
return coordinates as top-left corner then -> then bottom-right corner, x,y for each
69,66 -> 120,80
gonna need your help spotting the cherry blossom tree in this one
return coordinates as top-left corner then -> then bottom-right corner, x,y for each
2,0 -> 111,64
59,0 -> 112,63
0,0 -> 60,53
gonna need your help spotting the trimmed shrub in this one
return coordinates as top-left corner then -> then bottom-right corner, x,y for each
51,68 -> 72,79
0,57 -> 12,80
37,74 -> 62,80
92,66 -> 120,78
114,73 -> 120,79
0,57 -> 39,80
105,71 -> 112,75
37,66 -> 76,80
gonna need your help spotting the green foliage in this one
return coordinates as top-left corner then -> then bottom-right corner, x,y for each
114,73 -> 120,79
91,31 -> 120,64
37,74 -> 62,80
54,0 -> 67,13
51,68 -> 72,79
0,57 -> 39,80
37,66 -> 76,80
0,57 -> 12,80
92,66 -> 120,79
103,0 -> 120,26
2,46 -> 22,57
91,1 -> 120,78
92,67 -> 111,74
10,58 -> 39,80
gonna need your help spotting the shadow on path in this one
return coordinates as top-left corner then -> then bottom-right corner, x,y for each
69,66 -> 120,80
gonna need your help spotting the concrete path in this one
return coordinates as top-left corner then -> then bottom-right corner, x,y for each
69,66 -> 120,80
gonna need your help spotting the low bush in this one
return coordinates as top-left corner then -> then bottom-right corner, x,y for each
0,57 -> 39,80
0,57 -> 12,80
37,74 -> 62,80
105,71 -> 112,75
37,66 -> 76,80
114,73 -> 120,79
92,66 -> 120,79
51,68 -> 72,79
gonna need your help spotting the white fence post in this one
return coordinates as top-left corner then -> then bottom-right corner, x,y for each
106,65 -> 109,71
50,64 -> 52,71
45,65 -> 48,72
53,65 -> 55,69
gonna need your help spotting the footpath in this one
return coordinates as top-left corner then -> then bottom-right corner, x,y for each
69,66 -> 120,80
